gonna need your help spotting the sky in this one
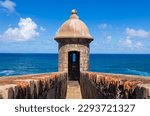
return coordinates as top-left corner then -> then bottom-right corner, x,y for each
0,0 -> 150,54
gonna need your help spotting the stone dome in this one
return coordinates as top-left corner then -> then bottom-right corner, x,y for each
54,9 -> 93,40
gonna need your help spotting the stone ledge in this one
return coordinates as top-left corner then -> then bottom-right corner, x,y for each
80,71 -> 150,99
0,72 -> 67,99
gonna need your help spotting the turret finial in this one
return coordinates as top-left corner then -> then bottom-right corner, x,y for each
71,9 -> 77,14
70,9 -> 78,19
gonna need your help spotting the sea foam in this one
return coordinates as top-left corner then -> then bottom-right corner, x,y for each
0,70 -> 15,76
126,68 -> 150,76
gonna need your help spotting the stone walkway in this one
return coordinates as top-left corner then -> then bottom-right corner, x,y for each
66,81 -> 82,99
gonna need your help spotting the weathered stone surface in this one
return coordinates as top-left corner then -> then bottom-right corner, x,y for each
80,72 -> 150,99
58,40 -> 91,72
134,84 -> 150,99
0,84 -> 17,99
0,72 -> 67,99
66,81 -> 82,99
1,71 -> 150,99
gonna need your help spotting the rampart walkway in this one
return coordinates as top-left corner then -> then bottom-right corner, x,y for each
66,81 -> 82,99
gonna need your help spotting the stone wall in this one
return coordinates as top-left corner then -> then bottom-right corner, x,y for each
57,38 -> 91,72
0,72 -> 67,99
80,71 -> 150,99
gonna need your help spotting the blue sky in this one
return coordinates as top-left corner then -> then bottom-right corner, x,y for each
0,0 -> 150,53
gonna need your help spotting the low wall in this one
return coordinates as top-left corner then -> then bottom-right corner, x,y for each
0,72 -> 67,99
80,72 -> 150,99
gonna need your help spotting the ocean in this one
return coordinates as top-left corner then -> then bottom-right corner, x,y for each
0,53 -> 150,77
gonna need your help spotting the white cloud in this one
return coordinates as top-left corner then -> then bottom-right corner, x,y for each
102,35 -> 112,44
118,27 -> 148,50
126,28 -> 149,38
135,42 -> 143,49
0,0 -> 16,12
120,38 -> 143,50
40,26 -> 46,32
123,38 -> 132,48
1,18 -> 39,41
98,23 -> 108,29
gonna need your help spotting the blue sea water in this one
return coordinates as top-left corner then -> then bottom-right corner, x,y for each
0,53 -> 150,77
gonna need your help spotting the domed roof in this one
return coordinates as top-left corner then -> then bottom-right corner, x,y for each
54,9 -> 93,40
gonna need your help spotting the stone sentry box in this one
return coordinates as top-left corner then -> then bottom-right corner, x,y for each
54,10 -> 93,80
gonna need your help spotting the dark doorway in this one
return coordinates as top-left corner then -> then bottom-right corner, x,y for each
68,51 -> 80,80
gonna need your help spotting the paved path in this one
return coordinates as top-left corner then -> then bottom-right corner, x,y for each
66,81 -> 82,99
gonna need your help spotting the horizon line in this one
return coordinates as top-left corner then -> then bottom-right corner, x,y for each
0,53 -> 150,55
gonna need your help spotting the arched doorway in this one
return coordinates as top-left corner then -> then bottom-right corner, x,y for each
68,51 -> 80,80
